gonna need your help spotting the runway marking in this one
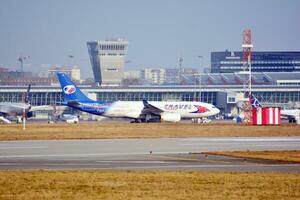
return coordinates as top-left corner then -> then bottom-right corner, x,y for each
0,163 -> 25,165
0,152 -> 187,158
39,163 -> 110,166
181,138 -> 300,142
1,163 -> 298,169
180,142 -> 300,147
109,163 -> 300,169
95,161 -> 168,164
74,164 -> 300,171
0,146 -> 48,150
0,162 -> 299,171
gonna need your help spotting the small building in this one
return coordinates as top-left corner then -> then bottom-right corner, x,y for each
252,107 -> 281,125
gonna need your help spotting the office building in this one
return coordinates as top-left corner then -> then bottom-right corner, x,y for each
48,66 -> 81,82
142,68 -> 166,84
123,70 -> 141,79
211,51 -> 300,73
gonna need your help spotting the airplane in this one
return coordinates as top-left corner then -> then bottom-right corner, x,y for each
251,94 -> 300,124
0,85 -> 50,124
281,109 -> 300,124
57,73 -> 220,123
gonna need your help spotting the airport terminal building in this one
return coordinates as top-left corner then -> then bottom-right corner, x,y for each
2,48 -> 300,118
1,71 -> 300,117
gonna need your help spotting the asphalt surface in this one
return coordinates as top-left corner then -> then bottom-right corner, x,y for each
0,137 -> 300,172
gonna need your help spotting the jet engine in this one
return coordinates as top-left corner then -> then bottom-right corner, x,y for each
161,112 -> 181,122
26,111 -> 33,118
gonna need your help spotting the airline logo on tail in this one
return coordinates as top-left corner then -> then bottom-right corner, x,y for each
63,85 -> 76,95
251,94 -> 261,108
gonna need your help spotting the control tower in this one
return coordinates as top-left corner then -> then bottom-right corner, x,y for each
87,39 -> 128,86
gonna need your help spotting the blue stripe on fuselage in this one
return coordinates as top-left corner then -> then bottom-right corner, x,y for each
64,101 -> 112,116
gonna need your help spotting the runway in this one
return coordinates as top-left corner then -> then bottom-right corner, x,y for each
0,137 -> 299,172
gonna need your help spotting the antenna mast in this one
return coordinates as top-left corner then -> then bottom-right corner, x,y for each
242,29 -> 253,123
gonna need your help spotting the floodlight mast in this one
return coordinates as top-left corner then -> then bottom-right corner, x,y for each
18,55 -> 30,77
178,56 -> 183,84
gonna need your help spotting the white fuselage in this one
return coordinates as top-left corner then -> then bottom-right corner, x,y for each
104,101 -> 220,119
281,109 -> 300,117
281,109 -> 300,121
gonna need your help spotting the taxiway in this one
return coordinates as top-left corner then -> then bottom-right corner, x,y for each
0,137 -> 299,171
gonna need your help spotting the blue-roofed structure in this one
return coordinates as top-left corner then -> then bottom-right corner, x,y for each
211,51 -> 300,73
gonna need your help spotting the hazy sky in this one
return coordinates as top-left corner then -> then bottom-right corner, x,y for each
0,0 -> 299,78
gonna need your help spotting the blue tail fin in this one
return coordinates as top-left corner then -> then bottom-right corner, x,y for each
251,94 -> 262,108
57,73 -> 94,102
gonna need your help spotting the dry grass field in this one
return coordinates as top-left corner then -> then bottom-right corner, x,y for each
207,150 -> 300,163
0,123 -> 299,140
0,171 -> 299,200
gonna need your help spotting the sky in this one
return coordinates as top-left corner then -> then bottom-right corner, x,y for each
0,0 -> 300,78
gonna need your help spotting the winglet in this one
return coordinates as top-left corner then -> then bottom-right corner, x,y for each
141,99 -> 163,114
142,99 -> 149,107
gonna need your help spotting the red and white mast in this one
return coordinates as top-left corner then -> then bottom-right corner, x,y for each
242,29 -> 253,123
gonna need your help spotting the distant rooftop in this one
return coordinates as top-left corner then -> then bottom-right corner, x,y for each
181,71 -> 300,86
87,38 -> 128,44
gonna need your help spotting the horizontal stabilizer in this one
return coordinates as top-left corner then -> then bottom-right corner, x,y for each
67,101 -> 81,107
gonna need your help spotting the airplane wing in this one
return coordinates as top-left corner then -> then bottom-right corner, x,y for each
54,101 -> 81,107
0,103 -> 27,113
142,100 -> 164,115
30,105 -> 53,111
0,104 -> 10,114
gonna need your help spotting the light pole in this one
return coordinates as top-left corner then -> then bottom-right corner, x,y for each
14,105 -> 27,130
18,55 -> 30,77
22,108 -> 26,130
68,55 -> 74,67
178,57 -> 183,84
198,56 -> 203,102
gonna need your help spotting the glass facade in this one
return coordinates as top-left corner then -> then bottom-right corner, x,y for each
253,92 -> 300,107
0,91 -> 63,106
1,87 -> 300,111
97,91 -> 217,105
211,51 -> 300,73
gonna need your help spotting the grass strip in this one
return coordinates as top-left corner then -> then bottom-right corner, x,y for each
0,171 -> 299,200
0,123 -> 300,140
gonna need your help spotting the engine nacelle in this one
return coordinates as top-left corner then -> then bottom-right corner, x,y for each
26,111 -> 33,118
161,112 -> 181,122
